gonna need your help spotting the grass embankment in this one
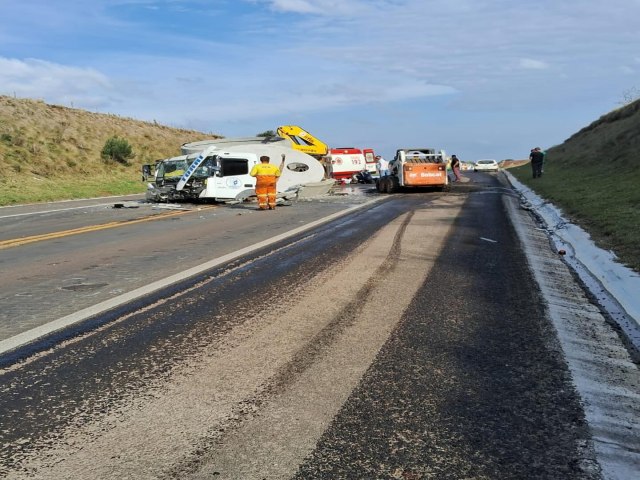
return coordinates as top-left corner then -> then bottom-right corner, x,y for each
509,99 -> 640,272
0,96 -> 221,205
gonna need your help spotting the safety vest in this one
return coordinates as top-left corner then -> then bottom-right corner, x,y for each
250,163 -> 281,177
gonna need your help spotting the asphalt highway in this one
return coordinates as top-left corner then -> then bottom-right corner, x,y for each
0,175 -> 637,479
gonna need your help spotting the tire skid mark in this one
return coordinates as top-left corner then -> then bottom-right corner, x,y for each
265,210 -> 414,394
162,211 -> 418,479
183,198 -> 463,480
4,197 -> 462,480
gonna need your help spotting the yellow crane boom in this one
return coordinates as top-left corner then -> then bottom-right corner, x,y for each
276,125 -> 329,158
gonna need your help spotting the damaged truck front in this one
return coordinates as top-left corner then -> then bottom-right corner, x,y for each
143,153 -> 216,202
142,142 -> 326,203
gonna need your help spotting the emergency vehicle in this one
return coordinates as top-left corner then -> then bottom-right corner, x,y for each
326,147 -> 376,181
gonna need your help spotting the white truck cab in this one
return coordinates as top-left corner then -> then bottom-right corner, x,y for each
143,142 -> 324,203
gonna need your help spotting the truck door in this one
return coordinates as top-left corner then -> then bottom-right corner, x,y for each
201,156 -> 256,200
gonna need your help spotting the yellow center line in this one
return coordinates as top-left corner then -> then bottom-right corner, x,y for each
0,206 -> 217,250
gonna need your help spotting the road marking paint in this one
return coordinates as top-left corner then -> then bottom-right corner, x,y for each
0,198 -> 385,356
0,202 -> 128,219
0,194 -> 145,218
0,206 -> 216,250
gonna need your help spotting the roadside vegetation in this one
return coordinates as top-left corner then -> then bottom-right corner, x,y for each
0,95 -> 221,205
509,98 -> 640,272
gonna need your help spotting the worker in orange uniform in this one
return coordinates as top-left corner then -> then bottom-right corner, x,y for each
250,154 -> 284,210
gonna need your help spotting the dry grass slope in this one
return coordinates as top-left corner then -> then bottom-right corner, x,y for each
0,96 -> 222,205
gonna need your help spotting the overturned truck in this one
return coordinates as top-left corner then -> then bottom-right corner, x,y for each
142,136 -> 327,203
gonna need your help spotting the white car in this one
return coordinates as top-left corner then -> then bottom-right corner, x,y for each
474,159 -> 499,172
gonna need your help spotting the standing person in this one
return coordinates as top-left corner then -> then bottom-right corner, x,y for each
376,155 -> 389,177
319,155 -> 331,179
529,147 -> 545,178
250,154 -> 282,210
450,154 -> 461,182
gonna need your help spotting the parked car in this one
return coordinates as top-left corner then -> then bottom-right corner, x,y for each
474,159 -> 499,172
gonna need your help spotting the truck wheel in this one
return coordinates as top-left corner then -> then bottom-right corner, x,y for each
376,178 -> 387,193
388,177 -> 400,193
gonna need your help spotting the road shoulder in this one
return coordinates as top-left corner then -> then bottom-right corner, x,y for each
504,193 -> 640,479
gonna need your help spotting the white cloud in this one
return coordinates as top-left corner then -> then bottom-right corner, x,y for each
253,0 -> 368,15
519,58 -> 549,70
268,0 -> 322,13
2,0 -> 640,159
0,57 -> 115,109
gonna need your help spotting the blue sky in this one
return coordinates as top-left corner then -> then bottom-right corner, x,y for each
1,0 -> 639,161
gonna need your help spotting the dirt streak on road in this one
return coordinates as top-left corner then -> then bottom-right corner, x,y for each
3,196 -> 463,479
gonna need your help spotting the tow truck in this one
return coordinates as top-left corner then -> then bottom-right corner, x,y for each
377,148 -> 449,193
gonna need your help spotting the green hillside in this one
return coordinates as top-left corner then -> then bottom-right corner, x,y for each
0,96 -> 221,205
510,99 -> 640,272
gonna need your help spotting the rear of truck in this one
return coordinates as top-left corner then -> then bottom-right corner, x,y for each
400,150 -> 448,188
378,148 -> 449,193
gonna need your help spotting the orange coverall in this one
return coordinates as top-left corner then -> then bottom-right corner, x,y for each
249,162 -> 281,209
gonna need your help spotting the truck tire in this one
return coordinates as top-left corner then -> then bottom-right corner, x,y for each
376,178 -> 387,193
388,176 -> 400,193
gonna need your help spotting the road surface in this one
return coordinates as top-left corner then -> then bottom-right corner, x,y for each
0,174 -> 638,479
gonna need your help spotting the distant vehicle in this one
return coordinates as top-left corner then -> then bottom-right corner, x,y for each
474,159 -> 499,172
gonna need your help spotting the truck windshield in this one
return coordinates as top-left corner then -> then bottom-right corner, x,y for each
156,156 -> 217,180
157,159 -> 188,179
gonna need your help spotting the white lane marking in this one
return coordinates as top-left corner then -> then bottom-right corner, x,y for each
480,236 -> 498,243
0,194 -> 144,218
0,194 -> 142,209
0,198 -> 385,356
0,202 -> 132,219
